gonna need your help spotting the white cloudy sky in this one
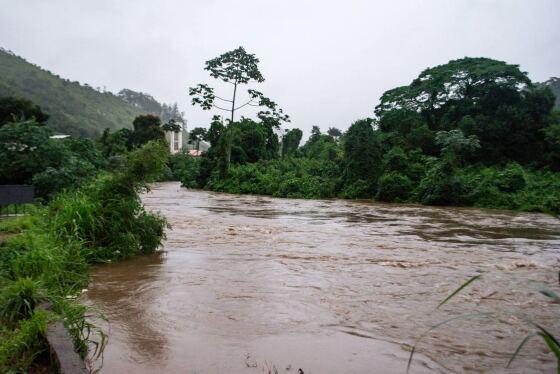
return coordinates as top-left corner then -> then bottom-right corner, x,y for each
0,0 -> 558,137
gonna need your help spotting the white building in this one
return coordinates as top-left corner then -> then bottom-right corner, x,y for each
165,120 -> 187,154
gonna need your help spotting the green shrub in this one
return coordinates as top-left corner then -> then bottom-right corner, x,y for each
0,278 -> 42,324
496,163 -> 526,192
0,310 -> 48,372
176,154 -> 202,188
338,179 -> 373,199
382,146 -> 409,172
205,158 -> 339,199
0,141 -> 169,372
416,160 -> 471,206
47,141 -> 169,262
376,172 -> 413,202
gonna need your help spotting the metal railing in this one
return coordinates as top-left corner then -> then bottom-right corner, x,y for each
0,185 -> 35,216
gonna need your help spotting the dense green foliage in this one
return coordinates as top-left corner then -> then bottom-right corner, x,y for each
0,102 -> 175,199
207,157 -> 340,199
0,97 -> 49,127
0,48 -> 148,137
0,120 -> 104,199
0,142 -> 168,372
131,114 -> 166,148
176,57 -> 560,216
342,119 -> 379,196
539,77 -> 560,109
281,128 -> 303,157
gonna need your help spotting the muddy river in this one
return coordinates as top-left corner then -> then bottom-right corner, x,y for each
83,182 -> 560,373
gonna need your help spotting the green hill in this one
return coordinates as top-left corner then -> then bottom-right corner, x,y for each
0,48 -> 146,138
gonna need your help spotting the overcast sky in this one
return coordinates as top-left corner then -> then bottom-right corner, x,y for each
1,0 -> 559,137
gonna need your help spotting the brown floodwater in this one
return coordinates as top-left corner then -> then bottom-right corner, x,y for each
83,182 -> 560,373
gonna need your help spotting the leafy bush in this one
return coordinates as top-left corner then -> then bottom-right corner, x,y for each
0,278 -> 42,324
338,179 -> 373,199
32,158 -> 96,199
173,153 -> 202,187
416,159 -> 471,206
205,158 -> 339,199
376,172 -> 413,202
495,163 -> 526,192
0,141 -> 169,372
0,311 -> 48,372
48,141 -> 169,261
382,146 -> 409,172
0,120 -> 104,199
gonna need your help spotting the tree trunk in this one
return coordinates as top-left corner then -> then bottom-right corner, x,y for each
231,82 -> 237,122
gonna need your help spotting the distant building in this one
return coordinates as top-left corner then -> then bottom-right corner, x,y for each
186,137 -> 210,153
49,134 -> 70,139
187,149 -> 203,157
165,120 -> 211,155
165,120 -> 187,154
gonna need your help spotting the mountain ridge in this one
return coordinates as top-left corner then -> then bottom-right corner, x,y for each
0,48 -> 179,138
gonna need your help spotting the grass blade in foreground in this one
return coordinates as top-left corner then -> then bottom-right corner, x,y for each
406,312 -> 492,372
539,286 -> 560,305
506,333 -> 536,368
436,274 -> 481,309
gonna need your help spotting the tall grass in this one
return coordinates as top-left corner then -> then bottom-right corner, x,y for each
0,141 -> 169,371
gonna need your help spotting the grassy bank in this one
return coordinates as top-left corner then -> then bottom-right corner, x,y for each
175,154 -> 560,216
0,142 -> 168,372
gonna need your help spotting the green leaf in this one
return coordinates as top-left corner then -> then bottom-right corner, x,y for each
535,325 -> 560,361
407,312 -> 491,372
538,286 -> 560,304
437,274 -> 481,309
539,332 -> 560,361
506,333 -> 536,368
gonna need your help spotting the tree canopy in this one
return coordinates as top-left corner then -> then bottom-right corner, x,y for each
0,96 -> 49,127
376,58 -> 530,115
282,128 -> 303,157
343,119 -> 379,182
189,46 -> 289,125
131,114 -> 166,148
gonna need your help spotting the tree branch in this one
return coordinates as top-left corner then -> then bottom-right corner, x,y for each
212,104 -> 231,111
234,98 -> 255,111
214,95 -> 233,103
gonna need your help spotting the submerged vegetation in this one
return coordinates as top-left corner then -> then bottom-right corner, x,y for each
174,52 -> 560,216
0,142 -> 168,372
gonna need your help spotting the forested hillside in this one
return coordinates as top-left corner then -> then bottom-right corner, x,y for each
118,89 -> 184,123
0,48 -> 145,137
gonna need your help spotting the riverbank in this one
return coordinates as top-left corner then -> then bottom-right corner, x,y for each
0,142 -> 168,372
84,182 -> 560,373
173,151 -> 560,218
199,160 -> 560,217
